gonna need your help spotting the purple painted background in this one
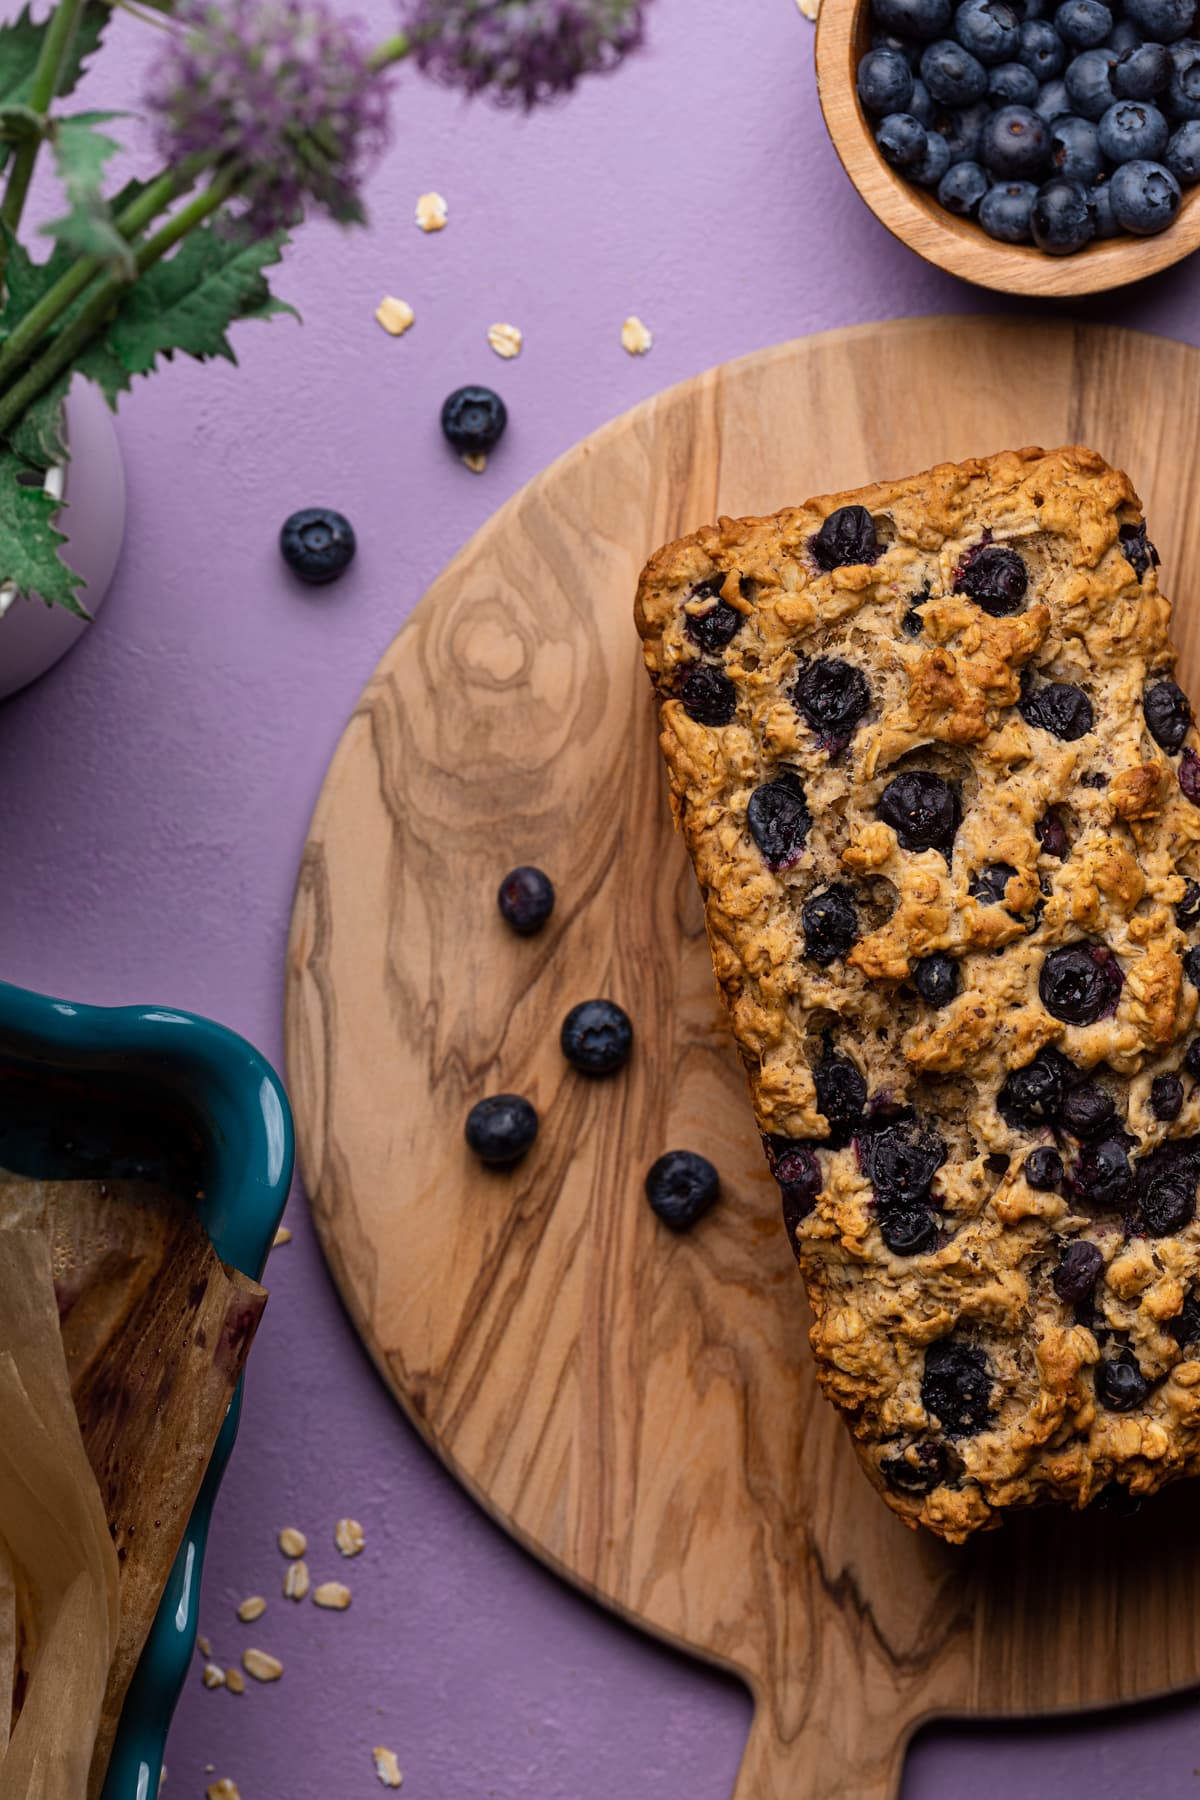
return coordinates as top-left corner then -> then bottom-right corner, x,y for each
9,0 -> 1200,1792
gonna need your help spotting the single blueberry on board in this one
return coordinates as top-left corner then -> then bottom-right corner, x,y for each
560,998 -> 633,1076
497,865 -> 555,934
644,1150 -> 721,1231
465,1094 -> 539,1164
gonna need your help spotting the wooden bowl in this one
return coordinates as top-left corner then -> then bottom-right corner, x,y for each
815,0 -> 1200,295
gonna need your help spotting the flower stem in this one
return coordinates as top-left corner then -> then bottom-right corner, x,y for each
0,167 -> 238,439
0,166 -> 194,391
368,32 -> 410,71
0,0 -> 87,278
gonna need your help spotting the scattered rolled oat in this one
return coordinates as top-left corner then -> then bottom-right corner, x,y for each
374,297 -> 415,338
462,452 -> 487,475
312,1581 -> 352,1611
206,1783 -> 240,1800
242,1648 -> 284,1683
236,1595 -> 267,1623
202,1663 -> 225,1690
621,316 -> 653,356
795,0 -> 820,17
224,1667 -> 246,1695
373,1746 -> 403,1789
487,321 -> 522,360
278,1526 -> 306,1558
415,191 -> 447,232
283,1559 -> 310,1601
271,1224 -> 293,1247
197,1635 -> 212,1657
335,1518 -> 364,1558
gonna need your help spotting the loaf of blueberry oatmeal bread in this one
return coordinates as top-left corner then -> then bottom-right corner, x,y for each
634,445 -> 1200,1543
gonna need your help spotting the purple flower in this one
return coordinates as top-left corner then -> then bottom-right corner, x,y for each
405,0 -> 647,108
145,0 -> 392,234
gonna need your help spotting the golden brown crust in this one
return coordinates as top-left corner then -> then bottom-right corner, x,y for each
635,446 -> 1200,1542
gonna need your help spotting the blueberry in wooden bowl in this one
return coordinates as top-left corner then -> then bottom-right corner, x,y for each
815,0 -> 1200,295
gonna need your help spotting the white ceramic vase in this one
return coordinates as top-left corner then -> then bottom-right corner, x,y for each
0,378 -> 125,700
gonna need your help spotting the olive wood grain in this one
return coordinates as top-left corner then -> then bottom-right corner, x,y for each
815,1 -> 1200,297
286,318 -> 1200,1800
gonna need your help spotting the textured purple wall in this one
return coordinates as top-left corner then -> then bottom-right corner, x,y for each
7,0 -> 1200,1792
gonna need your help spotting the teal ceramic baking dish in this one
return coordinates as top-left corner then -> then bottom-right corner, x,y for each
0,980 -> 293,1799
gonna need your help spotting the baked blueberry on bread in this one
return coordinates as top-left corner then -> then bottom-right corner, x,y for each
635,446 -> 1200,1542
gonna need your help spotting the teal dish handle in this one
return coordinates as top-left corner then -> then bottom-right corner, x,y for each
0,981 -> 293,1800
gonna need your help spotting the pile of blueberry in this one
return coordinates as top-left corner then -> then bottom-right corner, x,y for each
464,864 -> 722,1232
856,0 -> 1200,253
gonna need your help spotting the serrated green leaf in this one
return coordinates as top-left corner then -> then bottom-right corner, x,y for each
0,226 -> 79,338
0,446 -> 86,613
0,3 -> 109,171
0,102 -> 43,141
107,223 -> 293,376
7,371 -> 68,467
41,111 -> 133,273
72,337 -> 129,410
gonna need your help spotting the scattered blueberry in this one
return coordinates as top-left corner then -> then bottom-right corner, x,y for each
560,998 -> 633,1076
914,951 -> 960,1005
1144,678 -> 1191,750
880,1204 -> 940,1253
1040,941 -> 1123,1024
1069,1135 -> 1134,1209
1098,96 -> 1170,158
875,0 -> 955,36
465,1093 -> 539,1164
814,1046 -> 868,1146
1019,678 -> 1094,740
970,861 -> 1019,904
956,0 -> 1023,63
980,175 -> 1041,235
1033,175 -> 1098,246
1136,1142 -> 1199,1234
878,770 -> 962,853
1151,1073 -> 1185,1120
859,44 -> 918,111
940,157 -> 992,209
279,507 -> 357,584
644,1150 -> 720,1231
878,110 -> 932,168
1036,808 -> 1069,858
860,1113 -> 947,1202
1048,111 -> 1104,180
921,1339 -> 994,1435
1176,877 -> 1200,927
441,385 -> 507,455
1095,1349 -> 1150,1409
1108,155 -> 1182,228
802,884 -> 860,964
1113,39 -> 1174,96
811,504 -> 882,570
684,580 -> 743,651
923,36 -> 991,101
1061,1080 -> 1117,1136
497,865 -> 555,934
1026,1145 -> 1065,1188
1124,0 -> 1197,39
880,1438 -> 965,1494
1021,19 -> 1068,76
795,657 -> 872,740
998,1047 -> 1071,1127
678,664 -> 737,726
1035,77 -> 1073,120
1055,0 -> 1114,47
982,100 -> 1052,168
955,540 -> 1029,613
1167,114 -> 1200,175
989,58 -> 1042,101
1052,1238 -> 1104,1301
1120,518 -> 1159,577
746,772 -> 812,870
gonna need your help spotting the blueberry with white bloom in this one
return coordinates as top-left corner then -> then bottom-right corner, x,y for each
989,59 -> 1041,101
1064,44 -> 1119,114
1166,115 -> 1200,175
979,176 -> 1040,235
954,0 -> 1022,63
1122,0 -> 1197,43
1049,111 -> 1104,178
1113,41 -> 1173,96
922,36 -> 990,102
858,46 -> 916,113
939,157 -> 991,209
876,111 -> 931,167
1108,154 -> 1183,227
1098,96 -> 1170,157
1054,0 -> 1114,47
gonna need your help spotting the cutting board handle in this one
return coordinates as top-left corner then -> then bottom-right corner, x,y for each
733,1699 -> 907,1800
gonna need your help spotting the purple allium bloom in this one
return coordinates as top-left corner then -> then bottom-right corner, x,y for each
405,0 -> 647,108
145,0 -> 392,234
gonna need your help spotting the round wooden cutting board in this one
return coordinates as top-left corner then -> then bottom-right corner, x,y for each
285,318 -> 1200,1800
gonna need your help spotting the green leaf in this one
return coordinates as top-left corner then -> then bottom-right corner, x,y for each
7,370 -> 68,467
0,444 -> 86,614
107,224 -> 295,376
0,102 -> 44,141
72,337 -> 129,410
0,3 -> 110,170
41,110 -> 133,274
